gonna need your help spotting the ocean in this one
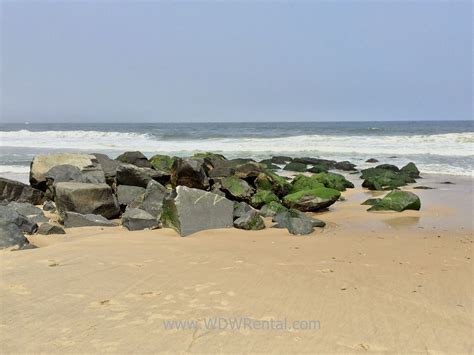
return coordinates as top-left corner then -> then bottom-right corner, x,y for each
0,120 -> 472,183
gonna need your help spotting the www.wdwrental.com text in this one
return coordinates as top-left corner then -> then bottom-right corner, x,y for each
162,317 -> 320,331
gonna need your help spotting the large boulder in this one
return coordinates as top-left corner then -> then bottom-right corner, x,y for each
37,223 -> 66,235
250,189 -> 279,209
30,153 -> 102,191
233,210 -> 265,230
254,170 -> 291,197
400,162 -> 420,178
282,188 -> 340,212
117,185 -> 145,209
116,151 -> 152,168
219,176 -> 254,202
7,202 -> 48,223
122,208 -> 161,231
366,190 -> 421,212
290,175 -> 325,193
335,161 -> 357,171
128,180 -> 169,218
54,182 -> 120,219
271,156 -> 293,164
0,177 -> 44,205
234,162 -> 266,180
283,162 -> 307,172
116,164 -> 170,188
0,223 -> 29,249
309,172 -> 354,191
63,212 -> 118,228
233,201 -> 255,220
361,167 -> 415,191
92,153 -> 122,185
170,158 -> 210,190
0,205 -> 37,234
149,154 -> 177,173
162,186 -> 234,237
259,201 -> 287,217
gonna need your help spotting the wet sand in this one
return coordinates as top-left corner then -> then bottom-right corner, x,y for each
1,174 -> 472,353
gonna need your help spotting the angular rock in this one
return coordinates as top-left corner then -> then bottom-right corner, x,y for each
250,189 -> 279,209
7,202 -> 48,223
128,180 -> 168,218
92,153 -> 122,185
43,200 -> 56,212
0,177 -> 44,205
259,201 -> 287,217
149,154 -> 177,173
367,190 -> 421,212
282,188 -> 340,212
63,212 -> 118,228
0,205 -> 37,234
0,223 -> 29,249
220,176 -> 254,202
258,159 -> 280,170
37,223 -> 66,235
254,170 -> 291,197
162,186 -> 233,237
283,162 -> 307,172
272,209 -> 325,235
122,208 -> 160,231
233,210 -> 265,230
375,164 -> 400,172
116,151 -> 152,168
116,164 -> 170,188
54,182 -> 120,219
233,201 -> 254,220
30,153 -> 102,191
117,185 -> 145,208
170,158 -> 210,190
234,162 -> 266,180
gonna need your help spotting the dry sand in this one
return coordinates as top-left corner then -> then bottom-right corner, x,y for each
1,174 -> 472,354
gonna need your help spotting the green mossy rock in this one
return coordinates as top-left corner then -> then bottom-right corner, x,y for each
290,175 -> 325,193
259,201 -> 287,217
282,187 -> 340,212
400,162 -> 420,178
306,165 -> 328,173
283,162 -> 307,172
192,152 -> 226,161
361,198 -> 381,206
149,154 -> 177,172
220,176 -> 254,201
361,168 -> 415,191
254,170 -> 291,197
310,172 -> 354,191
259,159 -> 280,170
233,210 -> 265,230
250,189 -> 279,209
367,190 -> 421,212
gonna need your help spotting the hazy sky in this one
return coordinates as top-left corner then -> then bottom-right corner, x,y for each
1,1 -> 472,123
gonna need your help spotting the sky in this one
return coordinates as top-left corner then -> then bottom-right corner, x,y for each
1,0 -> 472,123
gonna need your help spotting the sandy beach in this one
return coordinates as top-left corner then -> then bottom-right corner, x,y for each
1,173 -> 472,354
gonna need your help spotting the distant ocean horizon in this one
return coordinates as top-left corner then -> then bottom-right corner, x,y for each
1,120 -> 473,183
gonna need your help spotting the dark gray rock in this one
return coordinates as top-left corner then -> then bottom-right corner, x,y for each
273,209 -> 325,235
117,185 -> 145,208
283,162 -> 307,172
92,153 -> 122,185
0,177 -> 44,205
0,205 -> 37,234
54,182 -> 120,219
233,210 -> 265,230
63,212 -> 118,228
366,158 -> 379,163
271,156 -> 293,164
128,180 -> 169,218
233,201 -> 254,220
375,164 -> 400,172
170,158 -> 210,190
293,158 -> 336,169
122,208 -> 160,231
219,176 -> 254,202
116,151 -> 152,168
162,186 -> 234,237
43,200 -> 56,212
37,223 -> 66,235
0,223 -> 29,249
116,164 -> 170,188
7,202 -> 48,223
335,161 -> 357,171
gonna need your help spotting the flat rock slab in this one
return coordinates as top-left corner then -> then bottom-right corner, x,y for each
54,182 -> 120,219
63,212 -> 118,228
162,186 -> 233,237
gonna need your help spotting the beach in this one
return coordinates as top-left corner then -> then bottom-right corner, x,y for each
1,173 -> 472,353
